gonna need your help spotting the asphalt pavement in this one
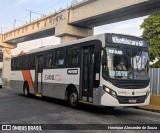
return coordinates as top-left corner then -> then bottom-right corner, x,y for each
0,87 -> 160,133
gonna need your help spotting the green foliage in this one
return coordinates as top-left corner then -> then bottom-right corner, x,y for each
141,13 -> 160,67
150,60 -> 160,68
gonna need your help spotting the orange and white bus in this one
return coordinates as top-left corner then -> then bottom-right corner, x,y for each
10,33 -> 150,108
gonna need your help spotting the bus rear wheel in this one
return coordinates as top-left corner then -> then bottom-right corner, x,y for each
68,88 -> 79,108
23,83 -> 29,97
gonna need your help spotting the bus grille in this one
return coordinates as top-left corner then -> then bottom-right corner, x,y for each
117,95 -> 147,104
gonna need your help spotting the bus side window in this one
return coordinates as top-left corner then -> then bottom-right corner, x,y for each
67,50 -> 72,67
38,54 -> 45,72
67,48 -> 80,67
16,57 -> 22,70
52,50 -> 55,68
55,49 -> 65,67
45,51 -> 52,69
22,56 -> 28,70
28,54 -> 35,69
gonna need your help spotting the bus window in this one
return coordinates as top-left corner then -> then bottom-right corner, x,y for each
55,49 -> 65,67
28,54 -> 35,69
22,56 -> 28,70
45,51 -> 52,69
38,54 -> 44,72
16,57 -> 22,70
67,48 -> 80,67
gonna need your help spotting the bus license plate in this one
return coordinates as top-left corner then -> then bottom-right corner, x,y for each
129,99 -> 137,103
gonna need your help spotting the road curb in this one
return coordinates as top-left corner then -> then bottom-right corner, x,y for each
139,95 -> 160,112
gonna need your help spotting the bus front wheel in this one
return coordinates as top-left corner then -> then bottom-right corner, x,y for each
68,88 -> 79,108
23,83 -> 29,97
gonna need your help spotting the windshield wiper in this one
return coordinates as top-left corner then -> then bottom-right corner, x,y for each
136,48 -> 142,62
135,48 -> 143,71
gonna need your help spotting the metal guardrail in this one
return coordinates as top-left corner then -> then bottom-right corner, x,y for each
149,68 -> 160,95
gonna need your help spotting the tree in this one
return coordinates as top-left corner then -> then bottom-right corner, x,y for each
141,13 -> 160,67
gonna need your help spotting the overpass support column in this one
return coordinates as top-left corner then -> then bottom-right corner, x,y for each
56,25 -> 93,43
0,34 -> 14,86
60,36 -> 78,44
55,10 -> 93,44
2,48 -> 11,86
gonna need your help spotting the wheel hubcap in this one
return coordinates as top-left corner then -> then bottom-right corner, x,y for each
70,93 -> 77,105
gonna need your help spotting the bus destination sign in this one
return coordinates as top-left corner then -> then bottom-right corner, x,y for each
112,36 -> 143,46
106,34 -> 148,47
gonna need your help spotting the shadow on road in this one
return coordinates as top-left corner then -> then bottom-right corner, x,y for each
16,93 -> 140,116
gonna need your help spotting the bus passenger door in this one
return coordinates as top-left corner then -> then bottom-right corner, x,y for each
81,46 -> 94,103
35,54 -> 44,95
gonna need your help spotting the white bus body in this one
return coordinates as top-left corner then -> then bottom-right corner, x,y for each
10,33 -> 150,108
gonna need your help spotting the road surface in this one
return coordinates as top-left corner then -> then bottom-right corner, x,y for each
0,87 -> 159,133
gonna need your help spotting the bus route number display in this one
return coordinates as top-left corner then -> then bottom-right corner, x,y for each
109,71 -> 128,77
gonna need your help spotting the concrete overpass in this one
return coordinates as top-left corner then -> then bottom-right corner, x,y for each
1,0 -> 160,45
0,0 -> 160,83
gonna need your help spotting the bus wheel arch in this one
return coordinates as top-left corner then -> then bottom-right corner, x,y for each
23,81 -> 29,97
66,84 -> 79,108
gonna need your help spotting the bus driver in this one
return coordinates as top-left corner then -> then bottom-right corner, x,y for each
116,61 -> 127,71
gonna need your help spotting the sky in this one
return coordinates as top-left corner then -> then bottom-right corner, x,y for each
0,0 -> 148,55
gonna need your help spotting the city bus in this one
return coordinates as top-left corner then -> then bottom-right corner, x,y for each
10,33 -> 150,108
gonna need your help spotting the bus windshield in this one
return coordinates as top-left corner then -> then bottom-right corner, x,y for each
104,47 -> 149,80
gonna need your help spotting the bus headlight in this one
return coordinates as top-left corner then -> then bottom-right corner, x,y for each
104,87 -> 110,93
103,85 -> 117,98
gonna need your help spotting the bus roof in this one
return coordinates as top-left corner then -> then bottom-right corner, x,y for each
12,33 -> 147,57
12,33 -> 105,57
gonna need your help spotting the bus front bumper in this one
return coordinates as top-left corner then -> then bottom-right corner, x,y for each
101,92 -> 150,107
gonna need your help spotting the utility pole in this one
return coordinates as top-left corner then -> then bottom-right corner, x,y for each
13,19 -> 26,29
29,10 -> 32,23
24,9 -> 44,23
13,19 -> 16,29
0,27 -> 8,33
24,9 -> 32,23
1,27 -> 2,34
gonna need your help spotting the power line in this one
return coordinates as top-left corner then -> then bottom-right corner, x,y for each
13,19 -> 27,29
24,9 -> 44,23
0,27 -> 10,33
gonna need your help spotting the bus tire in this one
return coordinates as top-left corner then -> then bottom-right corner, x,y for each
68,88 -> 79,108
23,82 -> 29,97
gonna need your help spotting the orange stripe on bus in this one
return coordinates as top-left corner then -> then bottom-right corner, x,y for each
22,70 -> 34,89
18,51 -> 34,89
